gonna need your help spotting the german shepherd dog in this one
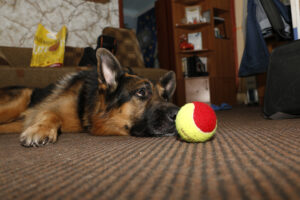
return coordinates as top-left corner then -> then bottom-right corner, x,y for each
0,48 -> 179,147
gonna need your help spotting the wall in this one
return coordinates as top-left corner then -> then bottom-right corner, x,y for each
234,0 -> 246,66
0,0 -> 119,48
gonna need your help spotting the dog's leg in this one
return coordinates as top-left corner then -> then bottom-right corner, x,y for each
0,120 -> 23,134
20,111 -> 61,147
0,88 -> 32,123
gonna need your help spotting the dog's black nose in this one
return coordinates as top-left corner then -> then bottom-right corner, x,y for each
167,106 -> 179,122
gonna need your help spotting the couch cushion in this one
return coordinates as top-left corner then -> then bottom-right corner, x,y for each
0,65 -> 169,88
131,67 -> 169,82
64,47 -> 84,66
0,66 -> 90,88
0,46 -> 84,67
102,27 -> 145,68
0,46 -> 32,67
0,51 -> 9,65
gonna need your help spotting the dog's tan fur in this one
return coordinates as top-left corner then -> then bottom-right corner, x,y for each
0,88 -> 32,124
0,48 -> 178,147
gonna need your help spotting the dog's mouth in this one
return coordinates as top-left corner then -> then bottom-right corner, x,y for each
130,102 -> 179,137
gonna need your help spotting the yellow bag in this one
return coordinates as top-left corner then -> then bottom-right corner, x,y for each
30,24 -> 67,67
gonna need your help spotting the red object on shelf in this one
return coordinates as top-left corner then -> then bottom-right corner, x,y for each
179,34 -> 194,50
180,41 -> 194,50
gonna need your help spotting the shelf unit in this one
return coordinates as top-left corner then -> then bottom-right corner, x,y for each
175,22 -> 210,29
155,0 -> 237,106
179,49 -> 211,54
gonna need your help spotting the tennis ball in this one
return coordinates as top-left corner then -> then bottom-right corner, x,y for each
175,102 -> 217,142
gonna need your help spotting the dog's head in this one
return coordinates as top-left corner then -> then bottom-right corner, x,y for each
90,48 -> 179,137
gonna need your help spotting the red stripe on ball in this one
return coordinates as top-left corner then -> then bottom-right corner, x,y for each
192,102 -> 217,133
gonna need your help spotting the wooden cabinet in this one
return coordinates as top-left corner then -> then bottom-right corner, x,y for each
155,0 -> 237,106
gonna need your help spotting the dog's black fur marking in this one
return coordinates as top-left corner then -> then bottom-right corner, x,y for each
0,48 -> 179,147
29,84 -> 55,107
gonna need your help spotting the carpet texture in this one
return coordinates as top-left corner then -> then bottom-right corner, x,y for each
0,106 -> 299,200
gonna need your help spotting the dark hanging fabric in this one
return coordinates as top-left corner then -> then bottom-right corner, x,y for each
239,0 -> 292,77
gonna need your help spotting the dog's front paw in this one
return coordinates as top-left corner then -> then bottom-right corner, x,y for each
20,124 -> 58,147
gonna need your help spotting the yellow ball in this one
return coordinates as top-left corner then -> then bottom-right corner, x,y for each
175,102 -> 217,142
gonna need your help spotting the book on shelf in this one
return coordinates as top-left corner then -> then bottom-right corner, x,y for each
187,32 -> 202,50
182,56 -> 208,77
182,57 -> 188,77
214,16 -> 225,22
198,57 -> 207,73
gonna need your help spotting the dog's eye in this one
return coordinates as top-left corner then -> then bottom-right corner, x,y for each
136,88 -> 146,97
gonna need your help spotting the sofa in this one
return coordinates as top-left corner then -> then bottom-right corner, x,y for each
0,27 -> 169,88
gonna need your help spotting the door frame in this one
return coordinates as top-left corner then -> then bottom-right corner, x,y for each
118,0 -> 124,28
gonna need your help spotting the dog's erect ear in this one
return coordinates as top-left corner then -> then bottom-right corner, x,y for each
96,48 -> 123,92
159,71 -> 176,100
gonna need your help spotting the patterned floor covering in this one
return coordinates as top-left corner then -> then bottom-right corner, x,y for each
0,106 -> 299,200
